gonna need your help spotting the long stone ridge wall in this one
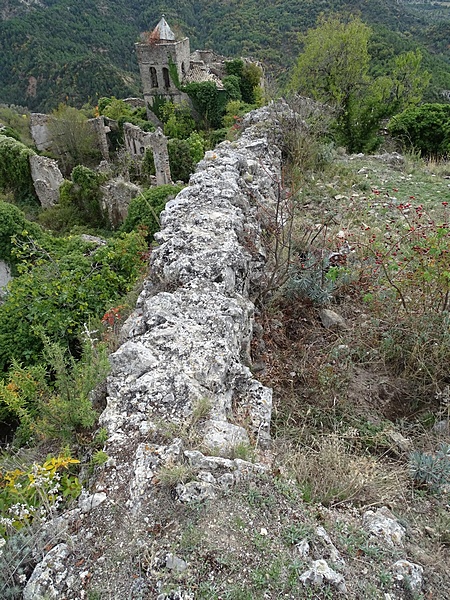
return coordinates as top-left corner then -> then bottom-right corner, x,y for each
23,105 -> 285,599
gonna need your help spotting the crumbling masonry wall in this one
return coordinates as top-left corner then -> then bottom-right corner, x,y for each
123,122 -> 172,185
23,105 -> 286,600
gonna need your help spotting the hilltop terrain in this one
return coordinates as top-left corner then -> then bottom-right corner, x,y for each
1,0 -> 450,110
1,100 -> 449,599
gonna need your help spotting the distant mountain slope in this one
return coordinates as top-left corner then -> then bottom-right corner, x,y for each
0,0 -> 449,111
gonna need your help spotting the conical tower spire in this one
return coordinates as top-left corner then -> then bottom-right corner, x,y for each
150,15 -> 176,41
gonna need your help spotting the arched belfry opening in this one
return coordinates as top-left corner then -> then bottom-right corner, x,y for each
150,67 -> 158,88
162,67 -> 170,89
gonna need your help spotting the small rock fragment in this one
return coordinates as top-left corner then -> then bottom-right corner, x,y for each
362,507 -> 405,547
296,539 -> 310,558
78,492 -> 107,514
391,559 -> 423,592
166,553 -> 188,573
299,559 -> 347,594
203,420 -> 249,457
176,481 -> 216,503
319,308 -> 348,330
385,430 -> 412,452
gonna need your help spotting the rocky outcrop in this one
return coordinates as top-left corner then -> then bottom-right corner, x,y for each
29,154 -> 64,207
23,104 -> 286,599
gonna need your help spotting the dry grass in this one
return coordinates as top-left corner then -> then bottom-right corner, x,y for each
278,434 -> 408,507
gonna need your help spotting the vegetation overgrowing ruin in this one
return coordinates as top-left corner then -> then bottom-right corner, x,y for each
0,11 -> 449,600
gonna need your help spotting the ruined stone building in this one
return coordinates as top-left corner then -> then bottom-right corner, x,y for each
135,16 -> 227,115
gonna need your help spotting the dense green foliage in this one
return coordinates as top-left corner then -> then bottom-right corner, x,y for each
388,103 -> 450,157
290,15 -> 430,152
184,82 -> 226,129
0,224 -> 147,372
122,184 -> 183,242
0,107 -> 32,145
98,97 -> 154,147
1,0 -> 450,111
0,135 -> 36,203
225,59 -> 262,104
0,202 -> 41,267
38,165 -> 107,232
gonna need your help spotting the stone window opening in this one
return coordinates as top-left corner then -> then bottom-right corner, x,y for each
162,67 -> 170,89
181,62 -> 186,76
150,67 -> 158,88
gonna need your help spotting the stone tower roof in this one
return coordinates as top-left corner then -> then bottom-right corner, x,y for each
149,16 -> 176,42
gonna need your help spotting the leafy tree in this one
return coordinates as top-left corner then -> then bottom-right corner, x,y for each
222,75 -> 242,101
289,15 -> 429,152
98,97 -> 154,148
184,82 -> 226,129
55,165 -> 107,231
187,132 -> 205,164
161,102 -> 196,139
48,104 -> 101,175
60,165 -> 106,227
225,59 -> 262,104
0,107 -> 32,146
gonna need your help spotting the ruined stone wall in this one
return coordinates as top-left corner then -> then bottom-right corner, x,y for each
23,105 -> 286,600
123,122 -> 172,185
30,112 -> 52,151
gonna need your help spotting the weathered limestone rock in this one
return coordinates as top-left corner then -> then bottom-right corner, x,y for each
28,103 -> 286,598
362,507 -> 406,547
319,308 -> 348,330
391,559 -> 424,592
123,122 -> 172,185
29,154 -> 64,207
203,420 -> 249,456
23,543 -> 71,600
0,260 -> 12,294
100,177 -> 141,227
30,112 -> 52,151
299,559 -> 347,594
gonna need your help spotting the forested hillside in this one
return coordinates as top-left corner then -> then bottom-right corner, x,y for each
1,0 -> 450,110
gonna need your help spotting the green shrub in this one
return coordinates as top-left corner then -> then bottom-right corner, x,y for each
225,59 -> 262,105
283,254 -> 337,306
0,229 -> 147,370
58,165 -> 107,230
0,202 -> 41,267
161,102 -> 196,139
0,136 -> 36,203
388,103 -> 450,157
184,81 -> 225,129
410,443 -> 450,496
0,334 -> 109,444
122,184 -> 183,243
48,105 -> 102,174
168,138 -> 195,182
0,453 -> 81,536
0,526 -> 35,599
